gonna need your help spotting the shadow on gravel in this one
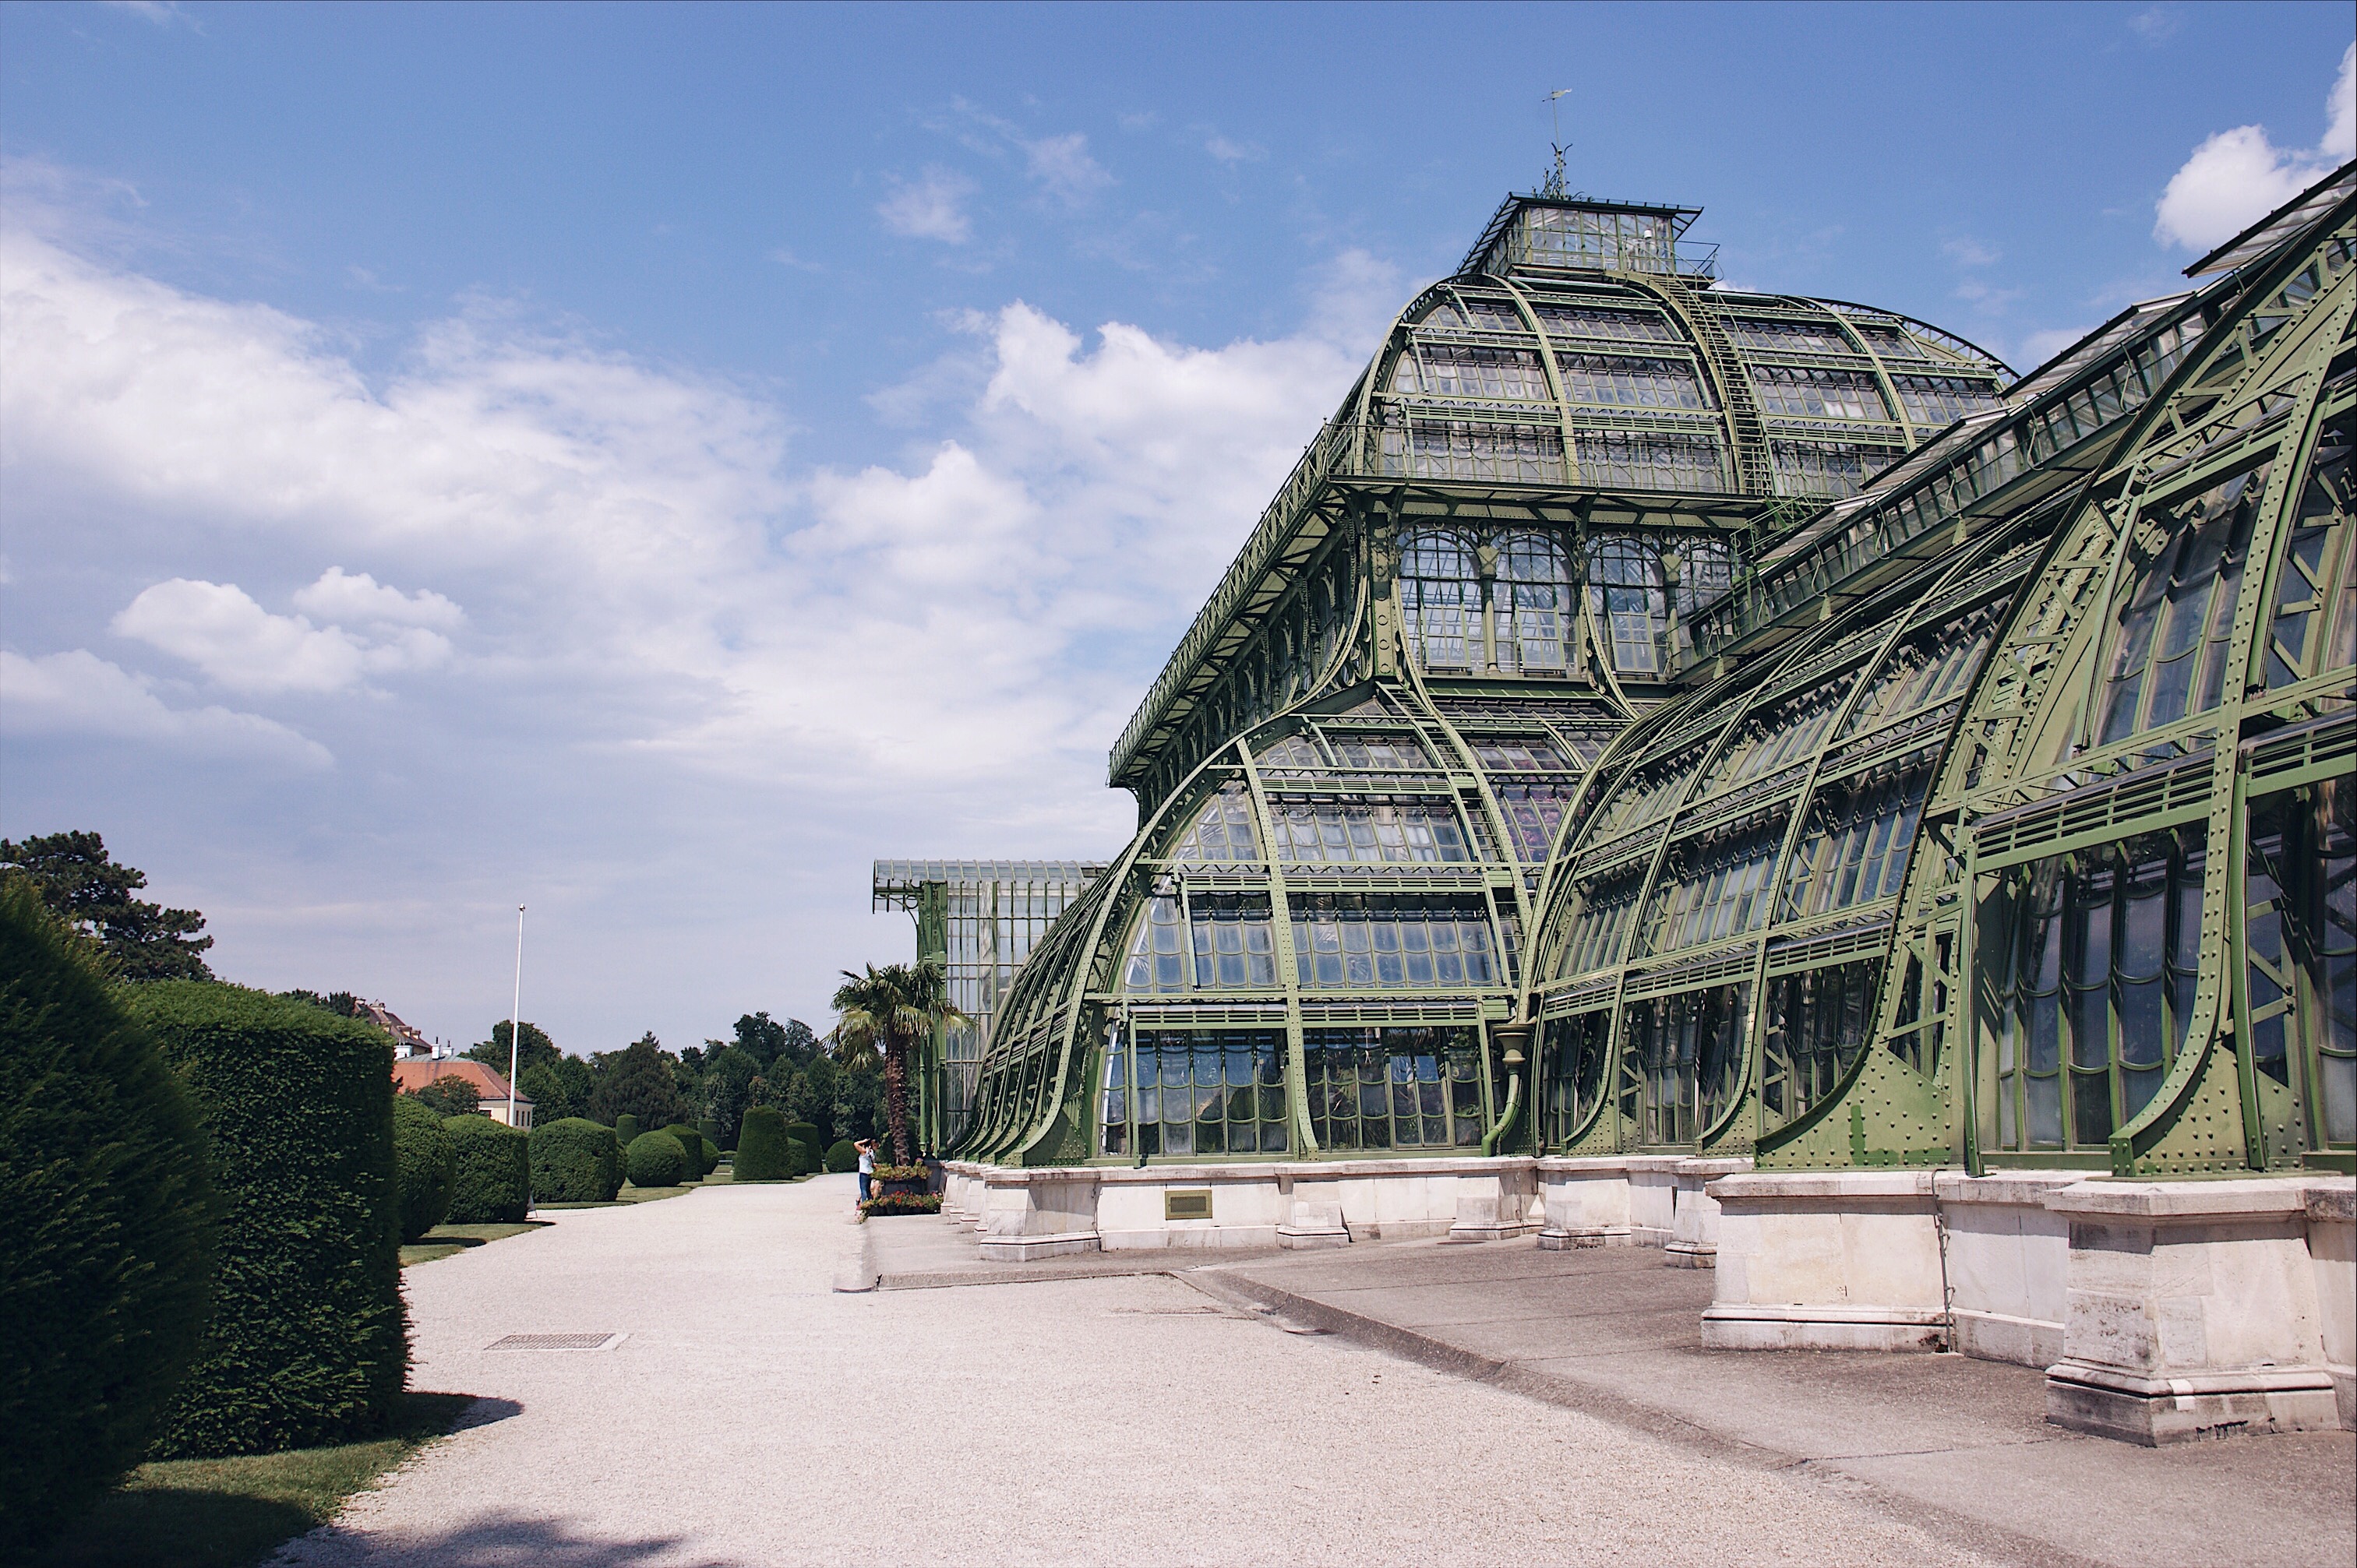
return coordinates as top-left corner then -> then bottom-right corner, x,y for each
448,1396 -> 524,1432
288,1512 -> 736,1566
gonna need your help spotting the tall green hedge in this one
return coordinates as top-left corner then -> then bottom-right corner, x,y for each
392,1094 -> 455,1242
443,1115 -> 529,1223
665,1123 -> 714,1179
733,1106 -> 792,1182
785,1122 -> 822,1172
0,883 -> 216,1556
787,1138 -> 814,1177
614,1112 -> 640,1147
824,1138 -> 858,1174
625,1129 -> 685,1188
125,980 -> 404,1459
531,1118 -> 621,1203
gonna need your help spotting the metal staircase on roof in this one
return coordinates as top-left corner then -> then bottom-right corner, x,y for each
1658,273 -> 1773,497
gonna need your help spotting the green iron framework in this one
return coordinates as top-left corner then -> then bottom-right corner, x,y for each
946,168 -> 2356,1179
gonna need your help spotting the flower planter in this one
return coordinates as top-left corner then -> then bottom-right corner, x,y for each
860,1192 -> 941,1217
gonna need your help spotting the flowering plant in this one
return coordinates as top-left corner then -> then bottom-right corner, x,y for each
860,1192 -> 942,1216
871,1165 -> 931,1182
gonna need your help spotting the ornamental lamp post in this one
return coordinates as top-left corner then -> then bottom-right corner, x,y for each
509,904 -> 528,1214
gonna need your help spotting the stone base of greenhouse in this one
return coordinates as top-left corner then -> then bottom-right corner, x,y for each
944,1158 -> 2354,1443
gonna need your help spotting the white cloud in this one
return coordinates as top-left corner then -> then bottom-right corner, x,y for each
877,168 -> 976,244
293,566 -> 464,632
2154,44 -> 2355,251
0,649 -> 330,767
1205,136 -> 1265,165
2127,7 -> 2181,46
1941,237 -> 2001,268
113,577 -> 457,693
1021,132 -> 1113,206
1,201 -> 1385,1049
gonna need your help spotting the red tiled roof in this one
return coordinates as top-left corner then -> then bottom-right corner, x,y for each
390,1059 -> 527,1102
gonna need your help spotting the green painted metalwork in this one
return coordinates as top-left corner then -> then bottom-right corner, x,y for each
948,164 -> 2357,1175
951,185 -> 2013,1167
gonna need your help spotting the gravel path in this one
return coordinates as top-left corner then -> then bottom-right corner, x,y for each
286,1175 -> 2013,1567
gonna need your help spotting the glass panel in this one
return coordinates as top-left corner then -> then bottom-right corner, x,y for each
1304,1027 -> 1484,1150
2093,462 -> 2270,746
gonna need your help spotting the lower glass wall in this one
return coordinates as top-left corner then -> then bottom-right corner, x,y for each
1760,958 -> 1881,1133
1540,1009 -> 1611,1145
1980,825 -> 2205,1154
1101,1029 -> 1290,1158
1616,983 -> 1750,1147
1304,1027 -> 1484,1151
2246,779 -> 2356,1160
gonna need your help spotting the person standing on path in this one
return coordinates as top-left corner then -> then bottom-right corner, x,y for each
855,1138 -> 876,1205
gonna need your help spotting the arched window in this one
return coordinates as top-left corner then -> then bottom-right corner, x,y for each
1495,531 -> 1571,674
2091,461 -> 2270,747
1586,536 -> 1666,675
1401,529 -> 1479,671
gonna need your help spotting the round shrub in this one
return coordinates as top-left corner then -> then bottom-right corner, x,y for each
443,1115 -> 529,1224
613,1112 -> 640,1148
392,1094 -> 455,1242
531,1117 -> 621,1203
125,979 -> 404,1459
824,1138 -> 859,1174
625,1129 -> 686,1188
732,1107 -> 793,1182
0,883 -> 216,1556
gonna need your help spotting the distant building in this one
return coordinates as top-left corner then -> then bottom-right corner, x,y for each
872,859 -> 1108,1150
358,999 -> 436,1058
392,1058 -> 533,1129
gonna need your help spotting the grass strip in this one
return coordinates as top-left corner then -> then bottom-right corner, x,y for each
34,1390 -> 476,1568
397,1220 -> 546,1269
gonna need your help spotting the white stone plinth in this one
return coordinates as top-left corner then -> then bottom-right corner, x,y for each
2043,1177 -> 2344,1444
1703,1171 -> 1946,1351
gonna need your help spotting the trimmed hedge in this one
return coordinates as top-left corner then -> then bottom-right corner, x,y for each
732,1107 -> 794,1182
125,980 -> 404,1459
443,1115 -> 529,1223
665,1123 -> 715,1179
0,883 -> 216,1557
786,1139 -> 813,1177
613,1112 -> 640,1148
531,1117 -> 621,1203
824,1138 -> 859,1174
697,1117 -> 722,1150
785,1122 -> 822,1172
392,1094 -> 455,1242
625,1129 -> 686,1188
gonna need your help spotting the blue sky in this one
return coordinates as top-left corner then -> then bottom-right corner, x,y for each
2,1 -> 2350,1057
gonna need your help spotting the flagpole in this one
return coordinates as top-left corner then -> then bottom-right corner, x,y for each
510,905 -> 528,1212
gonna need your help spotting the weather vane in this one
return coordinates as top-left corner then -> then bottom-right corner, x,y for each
1544,88 -> 1572,197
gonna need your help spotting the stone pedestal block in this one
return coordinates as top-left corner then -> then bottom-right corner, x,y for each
2309,1182 -> 2355,1428
2043,1178 -> 2343,1445
1535,1156 -> 1640,1249
1666,1158 -> 1749,1268
1447,1163 -> 1540,1242
1703,1171 -> 1947,1351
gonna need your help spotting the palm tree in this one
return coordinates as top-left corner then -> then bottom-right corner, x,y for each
831,959 -> 967,1166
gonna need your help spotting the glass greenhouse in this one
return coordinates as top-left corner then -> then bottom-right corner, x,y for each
936,167 -> 2355,1184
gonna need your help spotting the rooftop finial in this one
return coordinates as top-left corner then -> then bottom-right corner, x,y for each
1544,88 -> 1572,198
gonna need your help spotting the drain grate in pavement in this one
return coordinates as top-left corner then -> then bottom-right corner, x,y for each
485,1333 -> 623,1351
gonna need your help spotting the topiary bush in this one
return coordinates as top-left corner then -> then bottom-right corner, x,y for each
697,1117 -> 722,1150
786,1138 -> 813,1177
625,1129 -> 686,1188
613,1112 -> 640,1148
824,1138 -> 859,1174
392,1094 -> 455,1242
0,882 -> 216,1557
531,1117 -> 621,1203
732,1107 -> 792,1182
785,1121 -> 822,1169
665,1123 -> 714,1180
124,979 -> 404,1459
443,1115 -> 529,1223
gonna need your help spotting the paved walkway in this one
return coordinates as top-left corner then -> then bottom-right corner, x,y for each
1191,1238 -> 2357,1568
291,1176 -> 2065,1566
